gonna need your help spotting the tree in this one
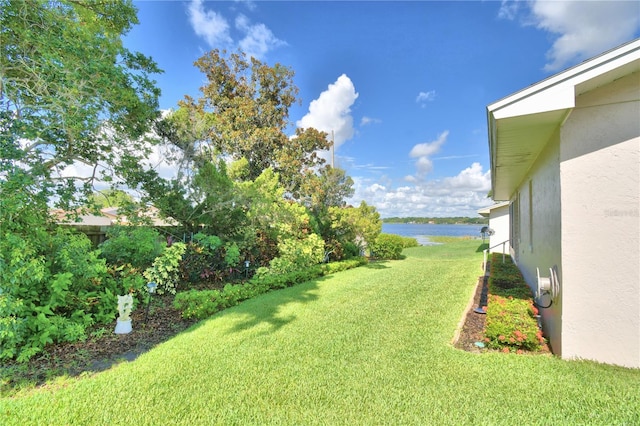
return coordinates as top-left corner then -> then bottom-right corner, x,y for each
329,201 -> 382,255
299,166 -> 355,255
1,0 -> 161,211
87,189 -> 135,209
176,50 -> 330,190
0,0 -> 162,362
301,166 -> 355,215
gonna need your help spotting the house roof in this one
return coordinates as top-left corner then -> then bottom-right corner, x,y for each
477,201 -> 510,217
487,38 -> 640,200
51,210 -> 114,226
52,206 -> 177,227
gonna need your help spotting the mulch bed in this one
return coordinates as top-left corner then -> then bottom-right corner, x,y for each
453,275 -> 489,352
2,296 -> 197,390
453,274 -> 552,355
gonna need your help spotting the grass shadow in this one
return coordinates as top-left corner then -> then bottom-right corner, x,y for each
225,276 -> 329,336
363,261 -> 391,269
476,242 -> 489,252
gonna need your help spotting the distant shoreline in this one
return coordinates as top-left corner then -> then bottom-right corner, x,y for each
382,217 -> 488,225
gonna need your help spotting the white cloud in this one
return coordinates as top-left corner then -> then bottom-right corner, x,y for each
348,162 -> 493,218
416,90 -> 436,107
235,0 -> 257,12
360,116 -> 381,126
415,156 -> 434,176
296,74 -> 359,161
497,0 -> 520,20
236,14 -> 286,59
408,130 -> 448,178
443,162 -> 491,192
500,0 -> 640,71
409,131 -> 448,158
187,0 -> 232,48
187,1 -> 285,59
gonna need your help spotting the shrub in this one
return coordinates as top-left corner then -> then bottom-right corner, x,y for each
400,236 -> 419,248
261,233 -> 325,277
99,226 -> 165,269
321,257 -> 368,274
0,229 -> 123,362
369,233 -> 404,260
488,254 -> 533,299
174,257 -> 368,320
484,253 -> 544,352
484,295 -> 544,352
144,242 -> 187,295
180,234 -> 243,285
342,241 -> 361,259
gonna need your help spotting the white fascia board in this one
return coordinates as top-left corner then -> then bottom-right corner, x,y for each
492,85 -> 575,120
489,39 -> 640,120
478,201 -> 510,216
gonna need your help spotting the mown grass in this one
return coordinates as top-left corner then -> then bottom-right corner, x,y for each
1,240 -> 639,425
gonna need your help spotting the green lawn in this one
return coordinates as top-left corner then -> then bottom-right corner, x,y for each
2,240 -> 639,425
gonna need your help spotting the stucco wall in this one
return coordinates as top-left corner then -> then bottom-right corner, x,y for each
512,130 -> 563,355
488,205 -> 510,253
559,71 -> 640,368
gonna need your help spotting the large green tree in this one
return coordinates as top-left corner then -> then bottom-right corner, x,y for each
172,50 -> 330,193
1,0 -> 161,212
0,0 -> 162,362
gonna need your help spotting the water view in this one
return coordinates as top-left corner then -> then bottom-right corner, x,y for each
382,223 -> 483,245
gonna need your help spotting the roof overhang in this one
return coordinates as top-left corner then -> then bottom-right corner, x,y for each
487,38 -> 640,201
477,201 -> 510,217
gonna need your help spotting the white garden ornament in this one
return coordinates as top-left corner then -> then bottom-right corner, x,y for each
114,294 -> 134,334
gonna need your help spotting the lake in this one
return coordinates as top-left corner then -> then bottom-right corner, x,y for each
382,223 -> 483,245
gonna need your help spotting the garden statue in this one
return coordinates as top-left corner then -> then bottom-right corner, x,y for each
114,294 -> 134,334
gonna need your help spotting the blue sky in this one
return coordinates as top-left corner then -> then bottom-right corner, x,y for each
123,0 -> 640,218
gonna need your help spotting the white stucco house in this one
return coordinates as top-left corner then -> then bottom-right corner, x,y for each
487,39 -> 640,368
477,201 -> 510,253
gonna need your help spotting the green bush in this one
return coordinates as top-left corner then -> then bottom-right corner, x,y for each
99,226 -> 165,269
0,229 -> 123,362
484,253 -> 544,352
369,233 -> 404,260
144,242 -> 187,295
321,257 -> 368,274
180,233 -> 243,285
484,295 -> 543,352
260,233 -> 325,277
342,241 -> 361,259
174,257 -> 367,320
400,236 -> 419,248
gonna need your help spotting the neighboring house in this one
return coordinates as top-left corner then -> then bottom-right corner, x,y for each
487,39 -> 640,368
52,206 -> 177,245
477,201 -> 510,253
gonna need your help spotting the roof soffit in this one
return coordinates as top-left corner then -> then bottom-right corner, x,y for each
488,39 -> 640,200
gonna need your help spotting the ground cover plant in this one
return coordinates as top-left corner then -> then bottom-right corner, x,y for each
2,240 -> 638,425
484,253 -> 545,352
